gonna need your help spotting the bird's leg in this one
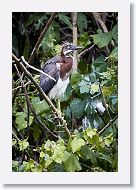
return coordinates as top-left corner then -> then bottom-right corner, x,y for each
56,98 -> 62,118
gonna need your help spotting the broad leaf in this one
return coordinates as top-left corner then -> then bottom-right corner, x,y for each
18,139 -> 29,151
70,98 -> 85,118
15,112 -> 27,131
32,97 -> 49,115
70,137 -> 85,153
58,13 -> 72,29
112,24 -> 118,43
92,32 -> 112,48
63,153 -> 82,172
77,13 -> 87,33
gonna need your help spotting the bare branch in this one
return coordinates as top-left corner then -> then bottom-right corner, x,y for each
12,130 -> 21,142
12,53 -> 71,138
14,63 -> 59,139
28,13 -> 57,65
99,116 -> 118,135
72,12 -> 78,71
21,56 -> 56,82
79,44 -> 95,58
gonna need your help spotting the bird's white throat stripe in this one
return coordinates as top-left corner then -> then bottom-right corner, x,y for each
48,77 -> 69,99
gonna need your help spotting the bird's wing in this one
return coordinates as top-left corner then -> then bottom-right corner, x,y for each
39,56 -> 61,94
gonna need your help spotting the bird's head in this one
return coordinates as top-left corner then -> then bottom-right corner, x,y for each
61,41 -> 82,56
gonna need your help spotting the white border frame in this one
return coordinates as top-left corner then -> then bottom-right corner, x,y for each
0,0 -> 130,184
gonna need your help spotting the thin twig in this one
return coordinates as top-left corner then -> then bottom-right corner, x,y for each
12,81 -> 31,91
28,13 -> 57,65
99,115 -> 118,135
21,56 -> 56,82
14,63 -> 59,139
12,130 -> 21,142
98,82 -> 112,120
79,44 -> 95,58
12,53 -> 71,138
14,64 -> 30,132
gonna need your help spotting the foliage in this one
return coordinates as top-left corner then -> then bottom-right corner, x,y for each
12,12 -> 118,172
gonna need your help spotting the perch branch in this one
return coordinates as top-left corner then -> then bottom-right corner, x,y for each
28,13 -> 57,65
14,63 -> 59,139
12,53 -> 71,138
99,115 -> 118,135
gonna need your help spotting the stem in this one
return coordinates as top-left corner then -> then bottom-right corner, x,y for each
12,53 -> 71,138
79,44 -> 95,58
21,56 -> 56,82
28,13 -> 57,65
14,64 -> 59,139
72,12 -> 78,71
98,82 -> 112,120
99,116 -> 118,135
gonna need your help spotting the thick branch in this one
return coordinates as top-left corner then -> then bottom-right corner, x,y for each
28,13 -> 57,65
72,12 -> 78,71
12,53 -> 71,137
14,63 -> 59,139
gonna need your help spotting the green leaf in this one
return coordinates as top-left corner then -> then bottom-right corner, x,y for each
99,153 -> 113,164
77,13 -> 87,33
70,137 -> 85,153
52,144 -> 66,164
12,161 -> 19,171
40,152 -> 45,158
32,125 -> 42,141
32,97 -> 49,115
58,13 -> 72,29
18,139 -> 29,151
71,71 -> 82,90
70,98 -> 85,118
80,84 -> 90,94
44,157 -> 52,168
52,164 -> 64,172
112,24 -> 118,43
92,32 -> 112,48
92,55 -> 105,67
78,32 -> 91,47
15,112 -> 27,131
81,145 -> 97,164
90,83 -> 99,94
64,153 -> 82,172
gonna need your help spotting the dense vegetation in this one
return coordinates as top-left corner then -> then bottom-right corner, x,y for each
12,12 -> 118,172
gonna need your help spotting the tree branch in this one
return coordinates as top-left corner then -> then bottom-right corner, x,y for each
14,63 -> 59,139
79,44 -> 95,58
28,13 -> 57,65
12,53 -> 71,138
72,12 -> 78,71
21,56 -> 56,82
99,115 -> 118,135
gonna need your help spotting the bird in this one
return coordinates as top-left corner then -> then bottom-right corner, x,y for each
39,41 -> 82,100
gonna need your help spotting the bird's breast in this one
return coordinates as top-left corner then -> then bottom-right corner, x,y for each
48,77 -> 70,99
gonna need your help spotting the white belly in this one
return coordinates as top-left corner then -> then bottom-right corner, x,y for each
48,77 -> 70,99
